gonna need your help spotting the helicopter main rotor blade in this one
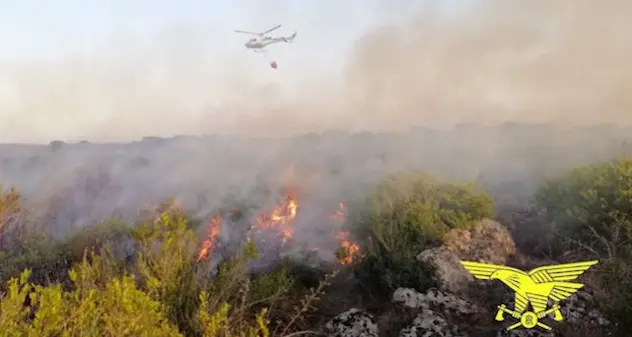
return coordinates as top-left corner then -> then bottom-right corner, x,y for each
234,30 -> 260,35
261,24 -> 282,35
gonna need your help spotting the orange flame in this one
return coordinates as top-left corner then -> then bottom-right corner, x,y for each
336,230 -> 362,265
197,215 -> 222,262
198,196 -> 363,265
253,192 -> 298,243
330,202 -> 361,264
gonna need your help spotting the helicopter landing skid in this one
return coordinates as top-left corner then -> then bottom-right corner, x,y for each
253,49 -> 268,53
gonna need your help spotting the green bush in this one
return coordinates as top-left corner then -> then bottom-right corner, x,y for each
534,156 -> 632,259
351,172 -> 493,296
533,157 -> 632,333
0,219 -> 133,287
0,267 -> 183,336
0,196 -> 330,337
595,259 -> 632,333
134,212 -> 203,336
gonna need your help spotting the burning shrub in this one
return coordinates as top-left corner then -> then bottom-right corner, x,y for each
193,190 -> 363,273
350,172 -> 493,296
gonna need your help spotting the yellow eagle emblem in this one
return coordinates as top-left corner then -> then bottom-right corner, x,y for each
460,260 -> 598,331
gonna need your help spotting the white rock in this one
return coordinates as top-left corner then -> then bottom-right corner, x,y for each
393,288 -> 429,309
399,310 -> 467,337
393,287 -> 478,315
325,308 -> 379,337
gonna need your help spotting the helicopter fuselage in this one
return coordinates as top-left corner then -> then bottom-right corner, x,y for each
245,37 -> 286,49
244,33 -> 296,50
245,37 -> 275,49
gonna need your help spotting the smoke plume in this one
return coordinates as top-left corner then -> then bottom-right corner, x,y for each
1,1 -> 631,142
343,0 -> 632,129
1,1 -> 631,261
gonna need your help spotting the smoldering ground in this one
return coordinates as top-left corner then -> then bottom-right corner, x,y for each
0,1 -> 631,262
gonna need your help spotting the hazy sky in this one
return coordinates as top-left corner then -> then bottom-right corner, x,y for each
0,0 -> 474,143
2,1 -> 630,143
0,1 -> 468,62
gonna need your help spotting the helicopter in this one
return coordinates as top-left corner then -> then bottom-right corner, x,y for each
235,24 -> 297,52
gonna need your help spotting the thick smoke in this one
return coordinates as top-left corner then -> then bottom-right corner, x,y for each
343,0 -> 632,129
1,1 -> 631,261
2,1 -> 631,142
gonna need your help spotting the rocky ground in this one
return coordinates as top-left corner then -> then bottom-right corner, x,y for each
321,219 -> 614,337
